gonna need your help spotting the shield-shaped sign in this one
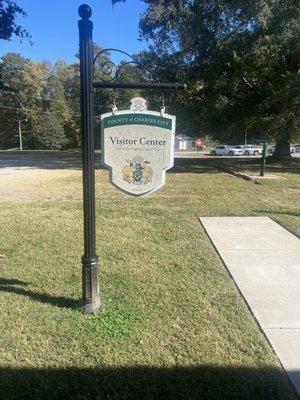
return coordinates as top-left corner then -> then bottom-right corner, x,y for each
101,98 -> 175,196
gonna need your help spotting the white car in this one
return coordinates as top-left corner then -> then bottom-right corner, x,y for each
235,145 -> 261,156
267,145 -> 295,154
211,145 -> 243,156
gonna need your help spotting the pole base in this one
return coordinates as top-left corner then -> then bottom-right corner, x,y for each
81,255 -> 100,315
80,298 -> 101,315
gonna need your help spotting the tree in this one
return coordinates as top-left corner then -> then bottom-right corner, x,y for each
54,60 -> 81,147
0,0 -> 30,40
0,45 -> 139,150
0,53 -> 69,150
0,53 -> 29,148
115,0 -> 300,157
33,112 -> 67,150
43,68 -> 73,147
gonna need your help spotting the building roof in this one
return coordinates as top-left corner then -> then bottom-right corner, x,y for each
175,134 -> 194,140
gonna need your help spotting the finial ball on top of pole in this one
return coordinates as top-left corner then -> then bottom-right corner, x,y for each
78,4 -> 92,19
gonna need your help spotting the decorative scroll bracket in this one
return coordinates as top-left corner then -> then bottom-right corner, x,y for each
92,47 -> 187,91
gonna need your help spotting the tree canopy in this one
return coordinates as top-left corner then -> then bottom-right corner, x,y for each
0,0 -> 30,40
1,1 -> 299,155
0,49 -> 142,150
115,0 -> 300,156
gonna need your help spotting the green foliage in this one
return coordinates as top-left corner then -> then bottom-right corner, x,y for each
53,60 -> 82,148
32,112 -> 67,150
0,46 -> 142,150
0,53 -> 29,148
0,53 -> 69,149
0,0 -> 30,40
127,0 -> 300,156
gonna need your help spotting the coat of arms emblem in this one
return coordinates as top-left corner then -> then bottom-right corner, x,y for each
122,156 -> 153,185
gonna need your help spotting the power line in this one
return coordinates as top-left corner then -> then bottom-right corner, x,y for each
0,105 -> 81,117
1,90 -> 110,110
0,88 -> 79,105
0,104 -> 107,117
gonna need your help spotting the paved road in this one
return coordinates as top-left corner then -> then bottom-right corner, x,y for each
0,150 -> 298,178
175,150 -> 300,159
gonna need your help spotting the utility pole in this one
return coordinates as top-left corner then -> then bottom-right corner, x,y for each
18,118 -> 27,151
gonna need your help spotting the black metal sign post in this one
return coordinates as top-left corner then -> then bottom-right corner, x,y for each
78,5 -> 100,314
78,4 -> 185,314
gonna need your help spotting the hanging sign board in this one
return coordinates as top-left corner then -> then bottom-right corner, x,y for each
101,98 -> 175,196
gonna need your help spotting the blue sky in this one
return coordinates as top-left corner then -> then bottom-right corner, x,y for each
0,0 -> 148,64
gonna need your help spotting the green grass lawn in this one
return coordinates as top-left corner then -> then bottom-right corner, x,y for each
0,158 -> 299,399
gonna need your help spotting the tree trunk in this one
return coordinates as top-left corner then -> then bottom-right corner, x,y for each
272,119 -> 293,159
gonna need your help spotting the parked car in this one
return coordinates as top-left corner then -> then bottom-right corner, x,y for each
267,145 -> 296,154
211,145 -> 243,156
235,145 -> 261,155
295,145 -> 300,153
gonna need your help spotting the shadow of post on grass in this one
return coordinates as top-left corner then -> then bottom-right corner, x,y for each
0,365 -> 297,400
0,278 -> 79,309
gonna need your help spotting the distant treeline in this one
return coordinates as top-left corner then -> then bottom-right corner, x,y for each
0,47 -> 141,150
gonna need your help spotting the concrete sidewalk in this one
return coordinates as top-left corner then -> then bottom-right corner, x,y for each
199,217 -> 300,395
